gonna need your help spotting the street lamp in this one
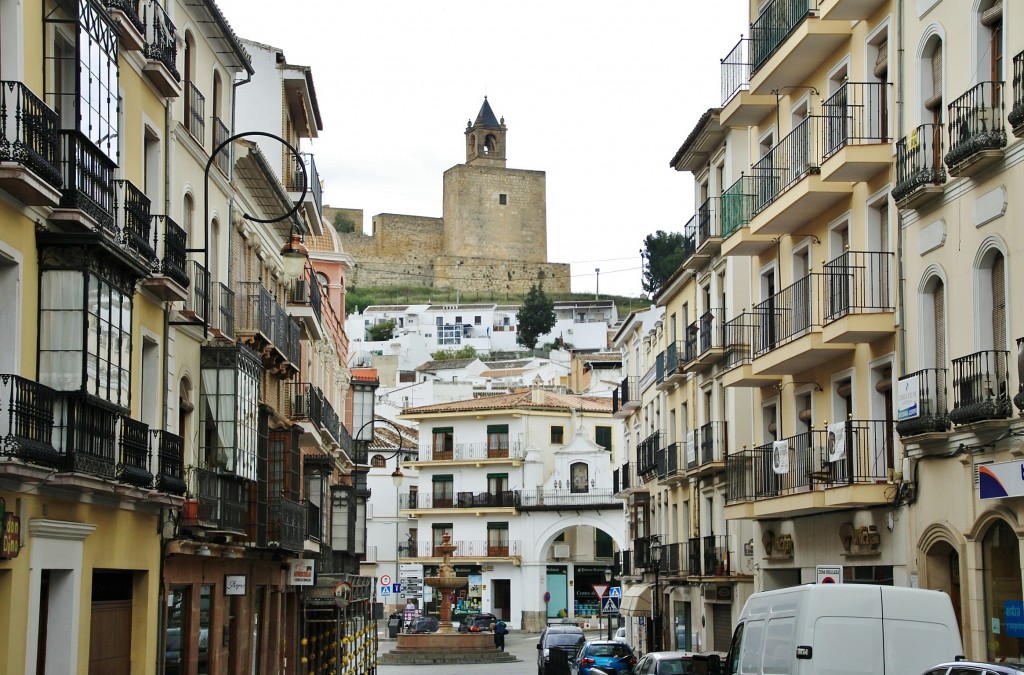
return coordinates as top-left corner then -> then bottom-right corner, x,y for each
604,567 -> 614,641
650,538 -> 663,653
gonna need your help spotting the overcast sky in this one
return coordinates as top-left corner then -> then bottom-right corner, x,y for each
214,0 -> 749,298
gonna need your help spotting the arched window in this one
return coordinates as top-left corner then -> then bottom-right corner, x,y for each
370,455 -> 386,468
922,36 -> 943,125
178,376 -> 193,444
920,274 -> 946,370
183,193 -> 195,247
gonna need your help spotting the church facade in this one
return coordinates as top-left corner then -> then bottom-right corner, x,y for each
338,98 -> 570,294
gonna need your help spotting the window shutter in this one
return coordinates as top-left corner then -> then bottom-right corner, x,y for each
926,43 -> 943,110
981,1 -> 1003,27
873,40 -> 888,78
879,202 -> 890,253
934,282 -> 946,368
992,254 -> 1006,350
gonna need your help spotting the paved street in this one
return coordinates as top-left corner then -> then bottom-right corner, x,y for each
375,627 -> 609,674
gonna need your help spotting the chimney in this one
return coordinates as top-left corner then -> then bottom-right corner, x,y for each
531,386 -> 544,405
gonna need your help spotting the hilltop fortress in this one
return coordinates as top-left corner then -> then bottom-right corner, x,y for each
336,98 -> 570,294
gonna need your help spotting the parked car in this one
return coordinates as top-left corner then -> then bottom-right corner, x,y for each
538,623 -> 586,675
632,651 -> 697,674
613,626 -> 628,643
458,612 -> 498,633
570,639 -> 637,675
410,616 -> 439,633
923,663 -> 1024,675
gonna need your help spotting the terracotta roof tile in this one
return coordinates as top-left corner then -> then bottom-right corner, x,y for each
402,389 -> 612,415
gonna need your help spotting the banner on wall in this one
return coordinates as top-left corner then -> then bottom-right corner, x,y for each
772,440 -> 790,474
827,422 -> 846,462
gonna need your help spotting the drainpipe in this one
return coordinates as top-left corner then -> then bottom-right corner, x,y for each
896,0 -> 907,378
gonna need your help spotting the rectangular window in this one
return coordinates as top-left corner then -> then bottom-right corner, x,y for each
438,325 -> 462,345
499,193 -> 507,205
432,522 -> 453,554
199,346 -> 261,480
595,426 -> 612,452
432,475 -> 454,508
432,427 -> 454,459
487,522 -> 509,556
455,316 -> 462,324
550,426 -> 564,444
487,424 -> 509,458
474,316 -> 482,325
487,473 -> 508,496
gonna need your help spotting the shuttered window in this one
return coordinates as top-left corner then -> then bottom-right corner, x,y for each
992,253 -> 1006,350
926,43 -> 943,110
934,281 -> 946,368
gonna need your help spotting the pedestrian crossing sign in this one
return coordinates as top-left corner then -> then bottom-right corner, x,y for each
608,586 -> 622,598
602,597 -> 620,615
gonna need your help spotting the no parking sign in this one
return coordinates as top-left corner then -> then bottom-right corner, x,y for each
816,565 -> 843,584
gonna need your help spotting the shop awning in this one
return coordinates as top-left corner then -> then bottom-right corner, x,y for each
619,583 -> 652,616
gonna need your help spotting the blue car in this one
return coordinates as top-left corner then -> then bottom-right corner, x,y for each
570,639 -> 637,675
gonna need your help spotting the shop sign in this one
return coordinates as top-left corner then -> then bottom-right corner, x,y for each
224,575 -> 247,595
979,459 -> 1024,500
289,559 -> 315,586
0,498 -> 20,560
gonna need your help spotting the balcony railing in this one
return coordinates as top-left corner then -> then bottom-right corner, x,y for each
273,302 -> 301,366
407,540 -> 521,558
697,196 -> 720,247
416,438 -> 524,461
106,0 -> 144,34
895,368 -> 950,437
113,179 -> 155,261
702,535 -> 731,576
637,430 -> 664,476
633,535 -> 661,569
185,260 -> 210,323
1010,50 -> 1024,131
698,308 -> 724,355
613,462 -> 635,493
189,468 -> 248,533
721,38 -> 753,106
213,116 -> 230,174
456,491 -> 519,508
153,430 -> 186,495
721,176 -> 756,239
268,496 -> 305,551
117,416 -> 152,487
893,123 -> 945,204
185,80 -> 205,145
822,251 -> 894,320
722,313 -> 754,371
58,130 -> 116,230
752,116 -> 820,214
142,0 -> 179,80
698,421 -> 727,467
820,81 -> 889,159
619,376 -> 638,407
236,280 -> 274,341
51,394 -> 118,478
752,274 -> 820,355
664,341 -> 682,378
211,281 -> 234,338
303,153 -> 322,216
681,214 -> 697,262
751,0 -> 818,73
152,215 -> 189,288
0,374 -> 59,466
290,266 -> 323,325
0,81 -> 62,190
950,350 -> 1011,425
945,81 -> 1006,169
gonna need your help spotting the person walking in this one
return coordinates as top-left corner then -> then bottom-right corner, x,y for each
492,619 -> 507,651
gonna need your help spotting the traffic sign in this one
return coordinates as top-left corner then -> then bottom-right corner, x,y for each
816,565 -> 843,584
601,597 -> 621,615
593,583 -> 610,599
608,586 -> 622,598
392,583 -> 402,593
380,574 -> 392,586
379,585 -> 392,597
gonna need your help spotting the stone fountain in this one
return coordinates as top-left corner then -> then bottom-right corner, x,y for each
378,534 -> 515,665
423,533 -> 469,633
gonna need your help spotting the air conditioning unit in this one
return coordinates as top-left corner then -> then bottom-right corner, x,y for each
292,279 -> 309,304
553,544 -> 570,559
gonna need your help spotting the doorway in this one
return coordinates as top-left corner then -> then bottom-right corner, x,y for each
491,579 -> 511,622
89,571 -> 133,675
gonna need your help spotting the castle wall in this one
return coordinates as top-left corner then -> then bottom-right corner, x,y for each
338,213 -> 443,287
442,164 -> 547,263
434,255 -> 569,294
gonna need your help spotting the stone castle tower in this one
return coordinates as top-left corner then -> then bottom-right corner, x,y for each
337,98 -> 568,294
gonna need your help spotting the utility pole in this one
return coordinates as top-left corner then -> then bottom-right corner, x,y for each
456,260 -> 464,304
595,268 -> 600,300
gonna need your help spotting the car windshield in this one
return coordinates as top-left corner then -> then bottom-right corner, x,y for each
549,634 -> 583,647
590,644 -> 632,658
656,657 -> 694,674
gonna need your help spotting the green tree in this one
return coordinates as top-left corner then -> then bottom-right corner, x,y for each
640,230 -> 689,297
516,283 -> 556,349
333,211 -> 356,233
366,319 -> 396,341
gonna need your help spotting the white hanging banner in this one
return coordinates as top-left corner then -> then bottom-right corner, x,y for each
772,440 -> 790,474
827,422 -> 846,462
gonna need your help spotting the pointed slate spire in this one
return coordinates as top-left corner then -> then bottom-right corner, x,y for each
474,96 -> 501,128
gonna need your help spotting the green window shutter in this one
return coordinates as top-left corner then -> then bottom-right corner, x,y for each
486,522 -> 509,530
486,473 -> 509,480
596,426 -> 612,452
486,424 -> 509,434
432,474 -> 454,482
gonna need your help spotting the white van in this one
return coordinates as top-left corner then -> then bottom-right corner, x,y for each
724,584 -> 964,675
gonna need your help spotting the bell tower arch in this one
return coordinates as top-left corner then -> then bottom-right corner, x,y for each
465,96 -> 507,167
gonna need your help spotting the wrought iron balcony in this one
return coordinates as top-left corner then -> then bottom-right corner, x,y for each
117,416 -> 152,487
105,0 -> 144,36
702,535 -> 731,576
184,260 -> 210,323
617,549 -> 633,578
185,468 -> 249,533
750,0 -> 818,73
721,176 -> 756,239
721,38 -> 753,106
185,80 -> 205,145
722,313 -> 755,372
321,397 -> 341,447
273,301 -> 301,367
820,81 -> 889,159
0,374 -> 59,466
950,350 -> 1011,425
613,461 -> 635,494
655,443 -> 668,478
1010,50 -> 1024,135
895,368 -> 950,437
0,81 -> 62,201
152,215 -> 189,288
945,81 -> 1007,175
697,308 -> 725,361
696,196 -> 722,255
618,376 -> 638,410
892,123 -> 945,207
287,382 -> 323,425
288,266 -> 324,338
153,429 -> 186,495
698,421 -> 727,469
752,274 -> 818,356
303,153 -> 322,217
679,214 -> 698,269
210,281 -> 234,338
236,280 -> 274,342
416,438 -> 523,461
752,116 -> 820,214
633,535 -> 661,569
113,179 -> 155,262
51,394 -> 119,478
57,130 -> 116,230
637,429 -> 664,477
142,0 -> 179,81
822,250 -> 894,320
212,116 -> 230,174
727,430 -> 829,502
267,496 -> 305,551
456,490 -> 519,508
664,441 -> 680,478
